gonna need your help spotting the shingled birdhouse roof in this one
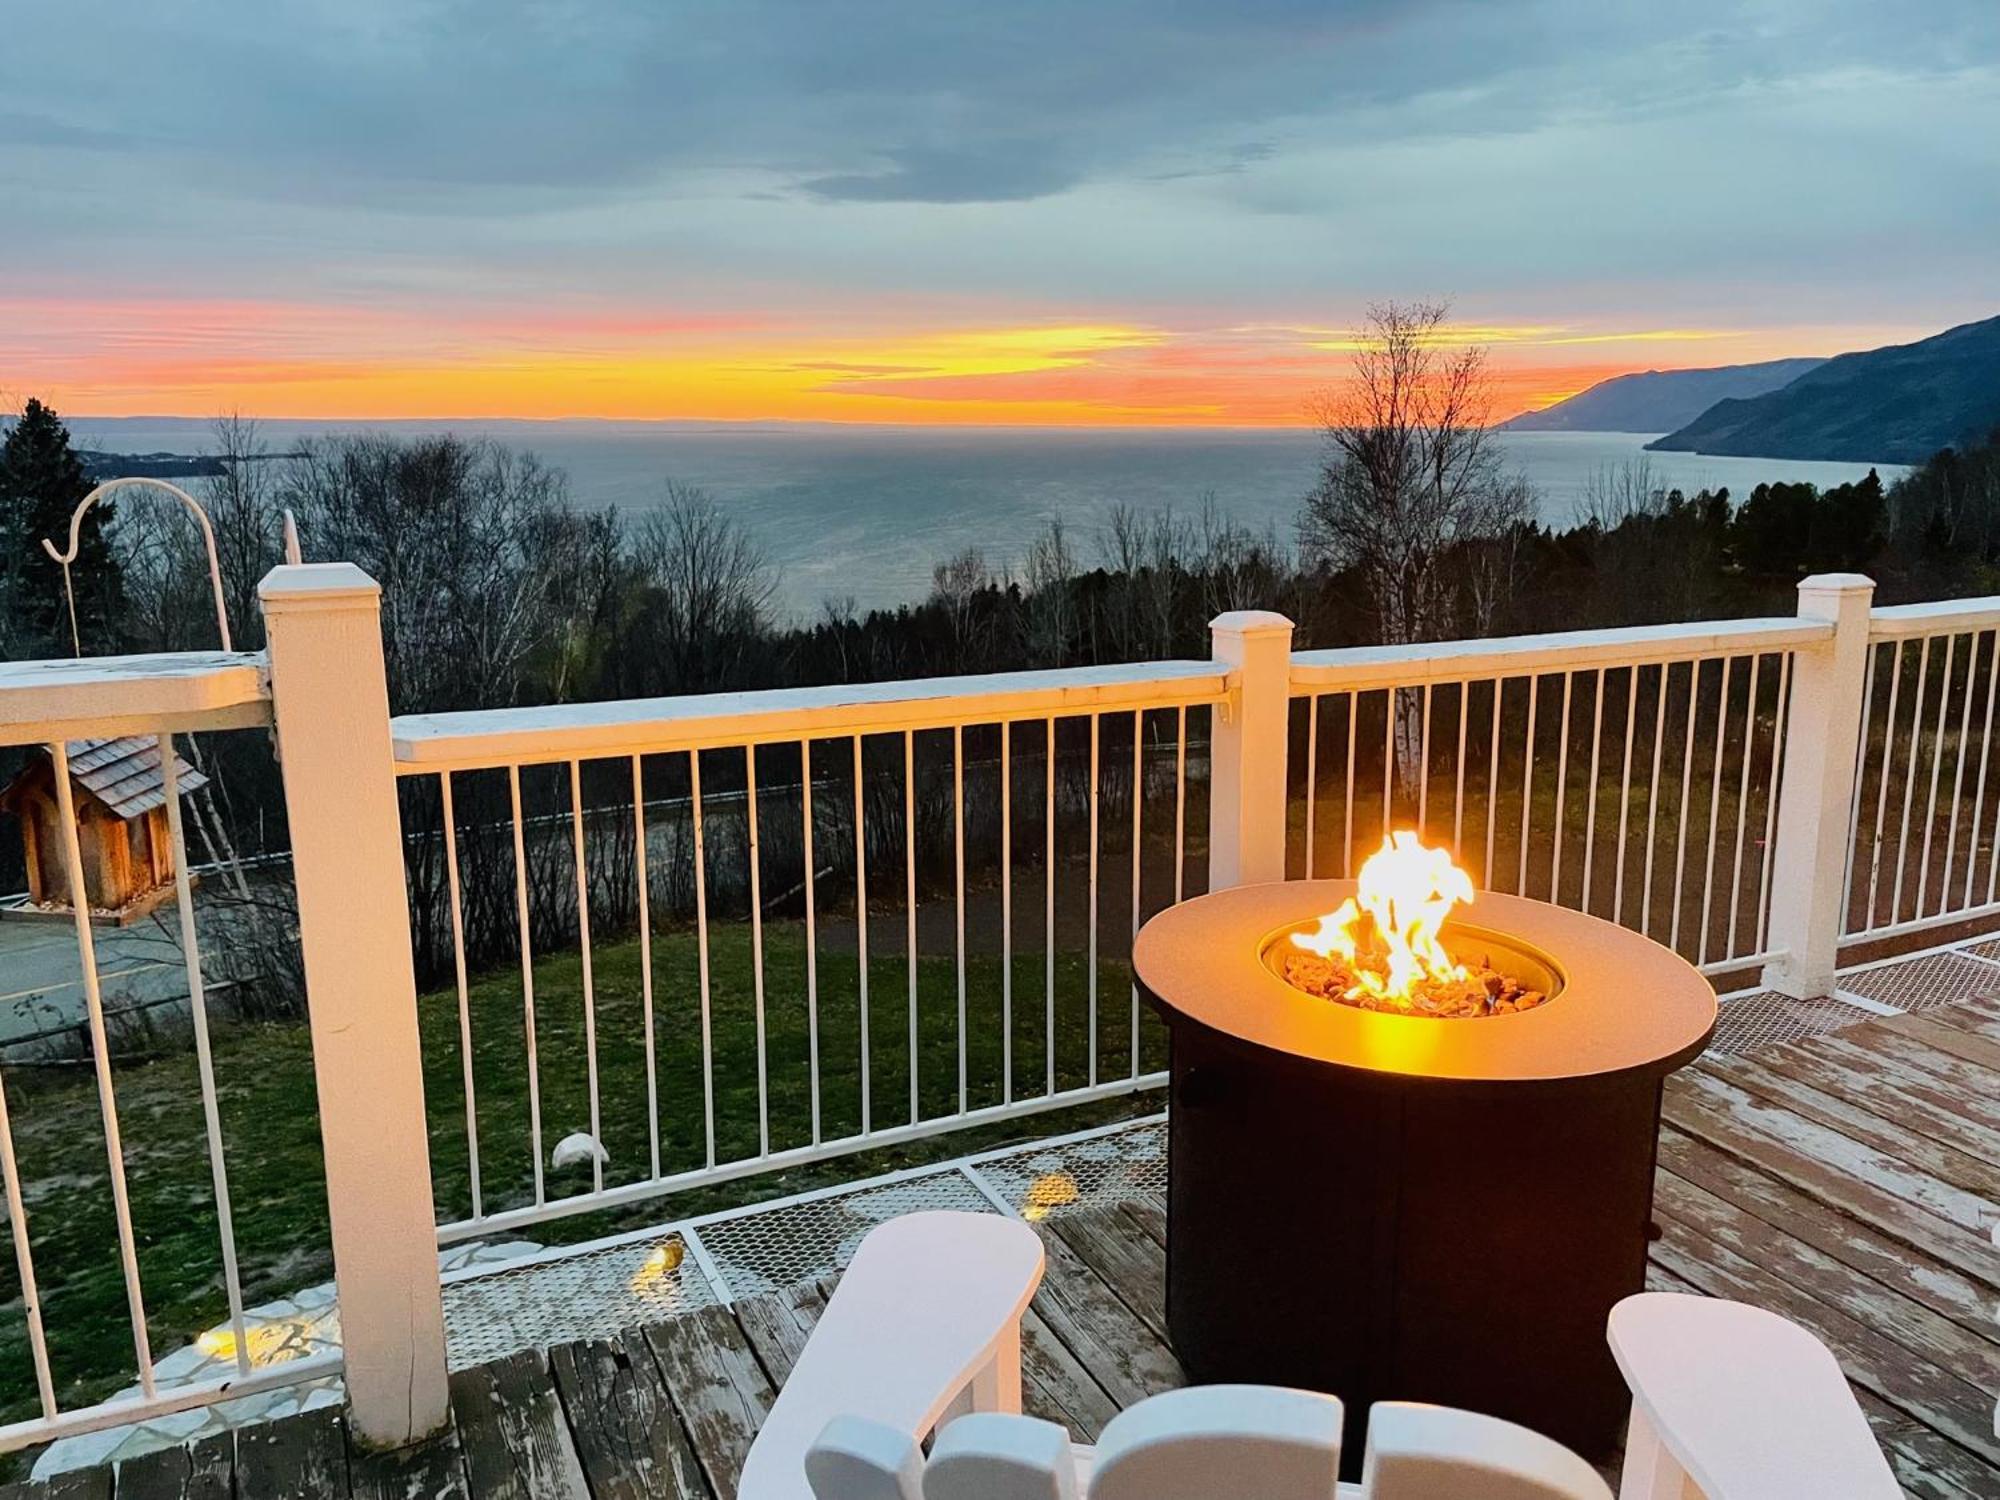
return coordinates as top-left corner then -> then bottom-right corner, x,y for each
0,736 -> 208,820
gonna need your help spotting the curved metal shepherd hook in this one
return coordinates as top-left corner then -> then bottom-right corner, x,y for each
42,476 -> 232,656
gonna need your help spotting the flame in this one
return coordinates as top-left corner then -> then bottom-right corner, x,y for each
1292,831 -> 1475,1008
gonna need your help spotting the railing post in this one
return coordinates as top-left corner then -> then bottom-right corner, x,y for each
1208,610 -> 1294,889
259,563 -> 449,1446
1762,573 -> 1876,999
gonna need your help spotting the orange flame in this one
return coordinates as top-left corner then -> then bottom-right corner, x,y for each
1292,831 -> 1475,1008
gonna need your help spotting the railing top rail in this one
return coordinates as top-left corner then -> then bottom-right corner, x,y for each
0,650 -> 269,747
1867,597 -> 2000,640
1289,616 -> 1830,693
391,659 -> 1231,771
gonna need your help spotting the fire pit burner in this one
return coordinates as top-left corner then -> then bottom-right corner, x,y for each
1136,878 -> 1713,1469
1267,921 -> 1558,1017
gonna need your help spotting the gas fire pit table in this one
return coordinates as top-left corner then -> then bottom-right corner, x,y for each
1134,876 -> 1715,1465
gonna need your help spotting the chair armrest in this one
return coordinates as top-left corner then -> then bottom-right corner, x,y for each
1608,1293 -> 1900,1499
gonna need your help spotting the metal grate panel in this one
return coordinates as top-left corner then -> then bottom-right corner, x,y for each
1708,991 -> 1878,1057
1838,951 -> 1999,1012
442,1231 -> 714,1370
970,1121 -> 1167,1222
693,1171 -> 998,1300
1955,935 -> 2000,967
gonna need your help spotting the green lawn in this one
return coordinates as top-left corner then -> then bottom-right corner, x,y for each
0,921 -> 1160,1429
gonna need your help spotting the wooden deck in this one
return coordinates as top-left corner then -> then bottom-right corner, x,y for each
11,992 -> 2000,1499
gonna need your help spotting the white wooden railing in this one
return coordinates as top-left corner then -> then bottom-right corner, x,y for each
4,564 -> 2000,1456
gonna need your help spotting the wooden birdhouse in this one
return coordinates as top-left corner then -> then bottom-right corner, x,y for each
0,737 -> 207,923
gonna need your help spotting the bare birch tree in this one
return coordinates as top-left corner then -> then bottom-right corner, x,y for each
1299,301 -> 1534,792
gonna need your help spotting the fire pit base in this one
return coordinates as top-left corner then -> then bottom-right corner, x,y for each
1164,1023 -> 1663,1465
1135,881 -> 1715,1474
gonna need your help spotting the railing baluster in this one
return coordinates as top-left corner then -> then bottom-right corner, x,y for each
904,729 -> 919,1123
1942,636 -> 1976,911
1484,678 -> 1501,888
690,750 -> 717,1168
953,723 -> 967,1115
508,763 -> 545,1203
1613,666 -> 1637,926
1344,691 -> 1358,876
1839,645 -> 1875,929
1726,656 -> 1761,959
0,1066 -> 54,1417
49,741 -> 156,1396
568,759 -> 603,1194
852,735 -> 871,1135
1755,652 -> 1792,958
746,744 -> 769,1156
803,739 -> 821,1145
1891,637 -> 1931,925
1453,681 -> 1469,859
1517,675 -> 1539,897
1917,634 -> 1957,918
154,736 -> 252,1377
1381,688 -> 1395,837
1001,720 -> 1013,1106
631,755 -> 659,1180
1642,663 -> 1668,939
1174,705 -> 1188,904
1304,692 -> 1320,876
1582,668 -> 1605,912
1045,715 -> 1057,1097
1418,682 -> 1433,833
1867,642 -> 1903,928
1087,712 -> 1101,1088
1670,661 -> 1700,955
1551,672 -> 1572,904
438,771 -> 482,1219
1697,657 -> 1732,966
1130,710 -> 1143,1078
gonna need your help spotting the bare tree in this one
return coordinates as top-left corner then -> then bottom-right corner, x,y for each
929,547 -> 993,668
627,480 -> 778,695
1020,518 -> 1078,667
1299,301 -> 1534,787
1300,300 -> 1533,641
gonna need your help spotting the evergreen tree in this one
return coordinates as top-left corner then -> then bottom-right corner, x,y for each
0,399 -> 121,656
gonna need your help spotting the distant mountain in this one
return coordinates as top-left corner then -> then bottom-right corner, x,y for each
1500,358 -> 1824,433
1647,315 -> 2000,465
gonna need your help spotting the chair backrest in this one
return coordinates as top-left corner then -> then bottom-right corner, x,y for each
804,1416 -> 925,1500
923,1413 -> 1081,1500
1360,1403 -> 1613,1500
1087,1386 -> 1345,1500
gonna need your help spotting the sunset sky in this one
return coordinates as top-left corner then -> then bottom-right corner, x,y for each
6,1 -> 1996,426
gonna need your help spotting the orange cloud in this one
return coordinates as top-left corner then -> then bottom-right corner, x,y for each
3,297 -> 1868,427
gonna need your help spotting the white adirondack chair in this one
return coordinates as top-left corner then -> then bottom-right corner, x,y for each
749,1215 -> 1901,1500
1608,1292 -> 1900,1499
739,1212 -> 1047,1500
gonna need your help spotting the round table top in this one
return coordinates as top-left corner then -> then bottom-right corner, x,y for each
1134,881 -> 1716,1084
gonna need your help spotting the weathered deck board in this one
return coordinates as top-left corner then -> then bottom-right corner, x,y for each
18,991 -> 2000,1498
644,1303 -> 775,1500
104,1435 -> 229,1500
233,1406 -> 346,1499
450,1348 -> 589,1500
346,1417 -> 468,1500
1660,1128 -> 1996,1333
549,1331 -> 708,1500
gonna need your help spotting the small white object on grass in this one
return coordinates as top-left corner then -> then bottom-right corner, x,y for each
551,1132 -> 608,1170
